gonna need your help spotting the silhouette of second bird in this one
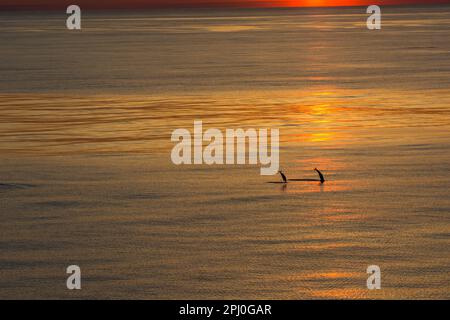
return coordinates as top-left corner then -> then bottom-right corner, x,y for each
277,168 -> 325,184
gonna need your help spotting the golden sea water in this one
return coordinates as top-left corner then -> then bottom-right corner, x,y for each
0,6 -> 449,299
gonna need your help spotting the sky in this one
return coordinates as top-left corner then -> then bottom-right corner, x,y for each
1,0 -> 449,9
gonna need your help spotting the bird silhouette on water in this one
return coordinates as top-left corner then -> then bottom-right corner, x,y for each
278,170 -> 288,183
275,168 -> 325,184
314,168 -> 325,183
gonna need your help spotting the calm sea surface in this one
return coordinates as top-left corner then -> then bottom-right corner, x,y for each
0,6 -> 449,299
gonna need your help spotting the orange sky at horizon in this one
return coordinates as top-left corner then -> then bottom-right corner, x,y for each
1,0 -> 448,9
285,0 -> 367,6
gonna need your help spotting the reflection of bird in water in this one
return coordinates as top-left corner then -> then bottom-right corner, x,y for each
272,169 -> 326,184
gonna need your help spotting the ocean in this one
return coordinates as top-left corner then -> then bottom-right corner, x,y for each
0,6 -> 449,299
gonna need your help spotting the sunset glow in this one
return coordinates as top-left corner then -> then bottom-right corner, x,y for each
1,0 -> 449,300
1,0 -> 448,9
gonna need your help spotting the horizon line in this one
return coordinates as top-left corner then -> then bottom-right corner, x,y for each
1,3 -> 449,11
